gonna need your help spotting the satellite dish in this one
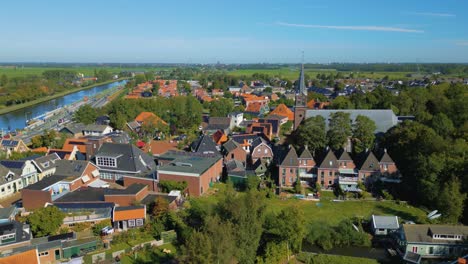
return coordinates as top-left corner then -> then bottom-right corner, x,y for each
427,210 -> 438,218
429,214 -> 442,220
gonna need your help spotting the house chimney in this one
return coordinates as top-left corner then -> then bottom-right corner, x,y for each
365,148 -> 369,153
384,148 -> 387,153
304,145 -> 308,150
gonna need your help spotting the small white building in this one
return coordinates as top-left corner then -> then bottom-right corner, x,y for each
228,112 -> 244,127
371,215 -> 399,235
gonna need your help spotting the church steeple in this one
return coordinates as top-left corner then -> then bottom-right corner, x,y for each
294,55 -> 308,130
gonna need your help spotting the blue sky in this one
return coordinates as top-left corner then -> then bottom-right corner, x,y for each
0,0 -> 467,63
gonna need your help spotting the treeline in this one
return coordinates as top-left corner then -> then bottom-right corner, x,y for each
101,96 -> 203,132
0,69 -> 115,107
377,84 -> 467,223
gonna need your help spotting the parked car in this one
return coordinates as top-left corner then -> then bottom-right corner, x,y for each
101,226 -> 114,235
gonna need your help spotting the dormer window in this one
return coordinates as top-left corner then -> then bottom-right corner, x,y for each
5,173 -> 14,182
96,156 -> 117,168
43,162 -> 49,168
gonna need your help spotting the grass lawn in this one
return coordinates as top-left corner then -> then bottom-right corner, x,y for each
295,252 -> 379,264
197,183 -> 427,226
120,243 -> 177,264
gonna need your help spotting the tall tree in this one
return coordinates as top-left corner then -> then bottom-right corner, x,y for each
27,206 -> 65,237
327,112 -> 352,150
352,115 -> 376,153
73,104 -> 98,124
294,116 -> 326,153
438,178 -> 466,223
182,230 -> 213,264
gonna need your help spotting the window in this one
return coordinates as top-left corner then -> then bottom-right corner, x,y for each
39,251 -> 49,256
231,153 -> 234,159
428,247 -> 434,254
412,246 -> 418,253
321,171 -> 324,177
128,219 -> 135,227
264,149 -> 268,154
136,219 -> 144,226
328,171 -> 332,176
200,187 -> 203,194
96,157 -> 117,167
100,172 -> 113,180
282,169 -> 286,176
328,180 -> 332,185
384,164 -> 388,171
1,188 -> 4,193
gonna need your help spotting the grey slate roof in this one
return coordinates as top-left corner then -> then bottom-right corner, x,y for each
403,224 -> 468,244
380,151 -> 394,163
0,164 -> 15,185
356,151 -> 380,171
281,147 -> 299,167
190,135 -> 219,154
31,153 -> 61,172
372,215 -> 399,230
251,137 -> 269,150
25,176 -> 68,190
305,109 -> 398,133
222,140 -> 240,154
0,206 -> 16,220
60,123 -> 85,134
54,160 -> 90,177
95,143 -> 157,175
337,150 -> 353,161
298,147 -> 314,160
318,149 -> 339,169
0,160 -> 26,176
225,159 -> 244,172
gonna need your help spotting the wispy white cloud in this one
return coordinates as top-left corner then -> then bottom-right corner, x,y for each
403,11 -> 455,17
276,22 -> 424,33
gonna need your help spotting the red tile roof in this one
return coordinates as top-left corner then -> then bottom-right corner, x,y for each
269,104 -> 294,120
143,140 -> 178,156
113,206 -> 146,221
0,249 -> 39,264
135,112 -> 167,126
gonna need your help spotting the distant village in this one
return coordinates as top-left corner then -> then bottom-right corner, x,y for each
0,66 -> 466,264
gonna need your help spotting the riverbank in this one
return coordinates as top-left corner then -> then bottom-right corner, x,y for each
0,78 -> 128,115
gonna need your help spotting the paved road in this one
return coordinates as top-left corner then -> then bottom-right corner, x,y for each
18,85 -> 123,144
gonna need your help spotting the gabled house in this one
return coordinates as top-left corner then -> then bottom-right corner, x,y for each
82,124 -> 113,137
143,140 -> 178,158
0,165 -> 23,200
246,122 -> 273,140
316,149 -> 339,188
127,112 -> 167,134
190,135 -> 219,155
398,224 -> 468,259
379,149 -> 398,176
278,146 -> 315,188
29,153 -> 61,180
228,112 -> 244,127
0,160 -> 38,190
336,150 -> 360,192
0,139 -> 29,156
221,140 -> 247,166
371,215 -> 399,236
250,137 -> 273,165
268,103 -> 294,121
94,143 -> 157,190
211,130 -> 228,145
21,160 -> 100,210
356,151 -> 381,182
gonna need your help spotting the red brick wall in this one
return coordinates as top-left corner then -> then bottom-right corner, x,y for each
338,161 -> 355,169
251,145 -> 273,163
22,189 -> 52,210
317,169 -> 338,188
380,163 -> 397,174
38,247 -> 61,264
158,173 -> 200,196
224,147 -> 247,164
278,166 -> 298,187
123,177 -> 158,191
158,158 -> 223,197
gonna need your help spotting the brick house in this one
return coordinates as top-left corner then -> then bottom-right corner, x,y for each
278,146 -> 315,188
94,143 -> 157,191
221,140 -> 247,166
157,151 -> 223,196
250,137 -> 273,165
379,150 -> 398,175
317,149 -> 340,188
356,151 -> 381,181
21,160 -> 100,210
0,139 -> 29,156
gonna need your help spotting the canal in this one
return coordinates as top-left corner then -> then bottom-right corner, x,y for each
0,80 -> 127,131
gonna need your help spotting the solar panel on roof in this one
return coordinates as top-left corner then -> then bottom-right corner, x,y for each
0,160 -> 24,169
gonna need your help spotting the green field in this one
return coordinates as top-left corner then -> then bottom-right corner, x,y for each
296,252 -> 379,264
226,67 -> 415,81
196,184 -> 427,226
0,66 -> 168,78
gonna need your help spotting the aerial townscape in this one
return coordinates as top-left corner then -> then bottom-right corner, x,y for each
0,1 -> 467,264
